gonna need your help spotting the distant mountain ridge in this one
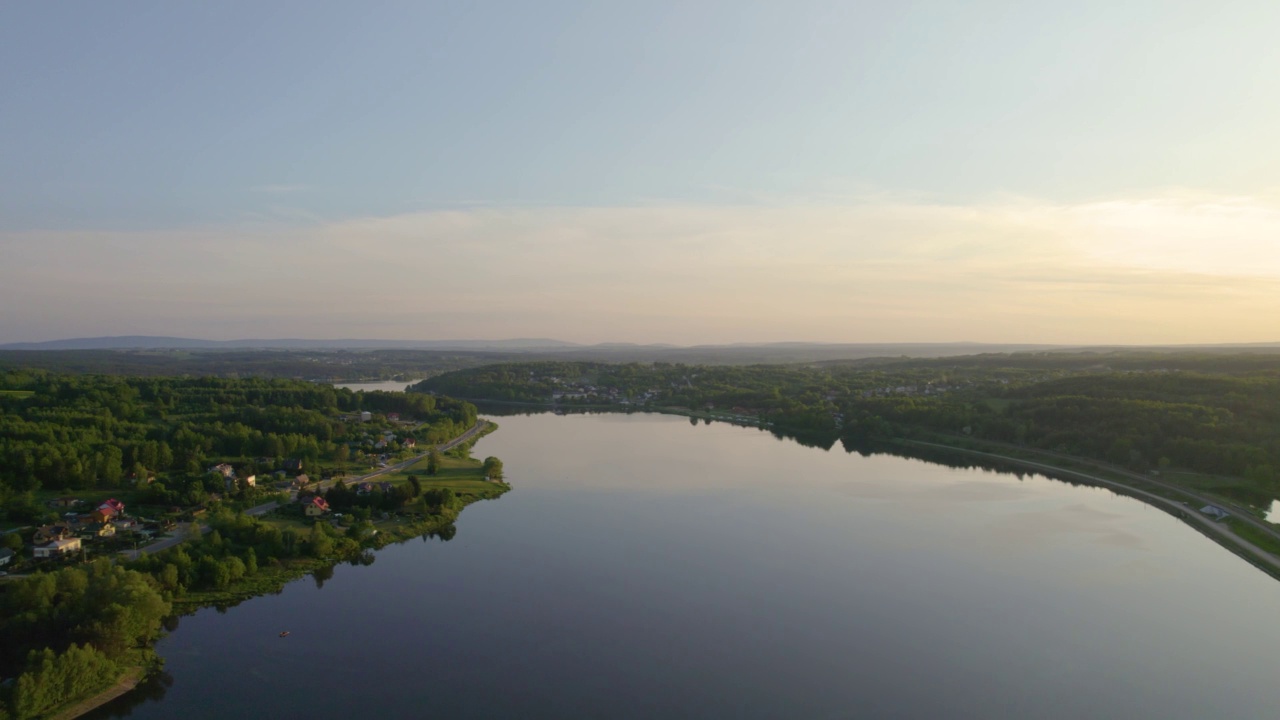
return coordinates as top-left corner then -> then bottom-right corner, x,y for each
3,336 -> 1277,359
0,336 -> 583,351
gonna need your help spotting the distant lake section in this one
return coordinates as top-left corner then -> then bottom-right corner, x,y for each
90,413 -> 1280,720
332,379 -> 421,393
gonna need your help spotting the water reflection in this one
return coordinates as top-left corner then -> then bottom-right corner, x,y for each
83,413 -> 1280,720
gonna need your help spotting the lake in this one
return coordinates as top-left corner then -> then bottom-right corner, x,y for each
90,413 -> 1280,719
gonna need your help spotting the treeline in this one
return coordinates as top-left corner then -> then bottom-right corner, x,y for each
0,561 -> 169,719
0,349 -> 498,381
0,371 -> 478,515
423,356 -> 1280,499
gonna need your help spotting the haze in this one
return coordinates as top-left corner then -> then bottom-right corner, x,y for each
3,2 -> 1278,345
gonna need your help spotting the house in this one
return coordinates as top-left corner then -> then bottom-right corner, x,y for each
225,474 -> 257,490
90,507 -> 118,523
98,498 -> 125,515
294,474 -> 311,487
374,440 -> 388,450
209,463 -> 236,478
360,411 -> 372,422
379,481 -> 394,493
356,482 -> 376,495
48,496 -> 81,509
387,412 -> 400,421
304,496 -> 330,517
0,548 -> 14,568
33,537 -> 81,559
81,522 -> 115,538
112,517 -> 139,532
33,524 -> 75,544
403,438 -> 417,448
284,458 -> 304,472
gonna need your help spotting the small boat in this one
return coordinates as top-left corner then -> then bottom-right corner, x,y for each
278,631 -> 290,638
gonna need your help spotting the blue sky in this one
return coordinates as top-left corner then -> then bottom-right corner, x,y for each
2,2 -> 1278,343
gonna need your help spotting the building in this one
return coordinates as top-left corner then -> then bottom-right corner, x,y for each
34,537 -> 81,559
304,497 -> 330,517
209,463 -> 236,479
33,524 -> 75,544
48,496 -> 81,509
82,522 -> 115,538
360,411 -> 372,422
0,548 -> 14,568
112,517 -> 139,532
224,474 -> 257,490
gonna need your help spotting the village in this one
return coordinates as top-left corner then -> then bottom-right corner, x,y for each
0,417 -> 435,578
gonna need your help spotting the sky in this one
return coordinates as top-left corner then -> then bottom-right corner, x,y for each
2,1 -> 1278,345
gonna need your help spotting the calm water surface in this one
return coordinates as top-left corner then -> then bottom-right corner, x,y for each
91,414 -> 1280,719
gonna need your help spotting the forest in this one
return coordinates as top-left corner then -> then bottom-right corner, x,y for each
418,352 -> 1280,505
0,370 -> 488,719
0,348 -> 500,382
0,370 -> 477,522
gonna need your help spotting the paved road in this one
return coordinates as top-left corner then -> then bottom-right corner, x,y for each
909,439 -> 1280,575
120,420 -> 491,561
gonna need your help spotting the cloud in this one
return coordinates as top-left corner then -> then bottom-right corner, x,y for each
2,192 -> 1279,343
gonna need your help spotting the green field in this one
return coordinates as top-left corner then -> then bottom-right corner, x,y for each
0,389 -> 34,398
378,453 -> 503,496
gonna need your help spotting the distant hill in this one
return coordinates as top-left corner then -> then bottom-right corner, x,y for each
2,336 -> 1277,366
0,336 -> 583,351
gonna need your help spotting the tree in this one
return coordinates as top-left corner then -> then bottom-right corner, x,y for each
426,448 -> 441,476
482,456 -> 504,481
308,523 -> 333,558
407,474 -> 422,498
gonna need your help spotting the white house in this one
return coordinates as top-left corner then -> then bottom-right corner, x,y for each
225,474 -> 257,490
34,537 -> 82,558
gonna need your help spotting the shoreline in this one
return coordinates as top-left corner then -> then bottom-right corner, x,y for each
42,422 -> 505,720
468,404 -> 1280,579
898,438 -> 1280,580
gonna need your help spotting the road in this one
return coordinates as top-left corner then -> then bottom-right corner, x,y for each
119,420 -> 491,561
908,439 -> 1280,575
310,419 -> 491,494
949,437 -> 1280,546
